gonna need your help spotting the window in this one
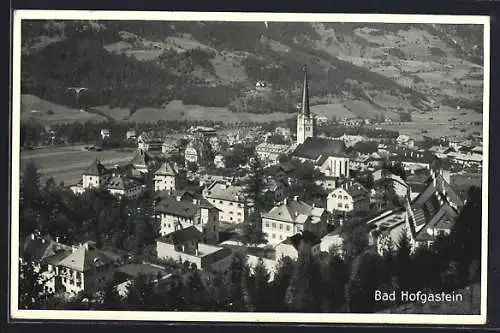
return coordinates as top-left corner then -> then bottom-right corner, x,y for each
237,212 -> 241,216
230,217 -> 233,221
229,202 -> 233,206
280,235 -> 283,240
212,200 -> 216,203
266,222 -> 269,227
272,234 -> 276,239
338,203 -> 342,208
345,204 -> 349,209
272,223 -> 276,229
344,196 -> 348,200
230,211 -> 233,214
286,225 -> 291,231
279,224 -> 283,230
219,201 -> 223,204
332,194 -> 336,198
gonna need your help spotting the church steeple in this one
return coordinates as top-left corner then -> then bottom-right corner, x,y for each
301,65 -> 311,117
296,64 -> 314,145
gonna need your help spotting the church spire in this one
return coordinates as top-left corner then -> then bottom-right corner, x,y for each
301,65 -> 311,117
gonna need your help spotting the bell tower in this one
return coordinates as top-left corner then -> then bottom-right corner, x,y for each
297,65 -> 315,144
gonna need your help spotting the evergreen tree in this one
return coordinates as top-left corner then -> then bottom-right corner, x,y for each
238,212 -> 267,247
125,273 -> 160,310
395,229 -> 413,290
269,256 -> 295,311
345,252 -> 385,313
225,251 -> 249,311
285,244 -> 323,312
245,154 -> 264,210
182,269 -> 213,310
322,250 -> 350,312
245,258 -> 271,311
18,259 -> 48,309
100,280 -> 122,310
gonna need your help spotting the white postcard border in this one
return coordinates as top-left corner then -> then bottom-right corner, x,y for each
10,10 -> 490,325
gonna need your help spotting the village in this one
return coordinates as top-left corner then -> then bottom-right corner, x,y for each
20,67 -> 483,310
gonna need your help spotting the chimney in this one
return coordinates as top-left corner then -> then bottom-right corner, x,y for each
283,198 -> 288,205
176,195 -> 182,202
312,203 -> 316,208
30,233 -> 35,240
55,236 -> 60,243
193,199 -> 198,205
293,195 -> 299,201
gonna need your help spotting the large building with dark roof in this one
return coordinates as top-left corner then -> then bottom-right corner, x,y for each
261,196 -> 328,245
155,192 -> 221,244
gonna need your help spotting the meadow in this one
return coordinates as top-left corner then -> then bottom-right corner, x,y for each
20,145 -> 135,185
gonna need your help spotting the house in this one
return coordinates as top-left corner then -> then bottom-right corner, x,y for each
184,142 -> 200,167
102,173 -> 146,199
162,137 -> 178,154
100,129 -> 110,139
327,182 -> 370,214
320,228 -> 344,257
214,154 -> 226,169
404,166 -> 464,250
70,159 -> 146,198
130,149 -> 155,173
137,132 -> 163,152
275,231 -> 321,260
291,137 -> 350,178
126,130 -> 137,141
370,162 -> 463,255
262,178 -> 287,204
153,161 -> 178,192
113,263 -> 169,298
447,151 -> 482,168
155,194 -> 220,244
56,241 -> 125,295
389,148 -> 434,171
203,181 -> 248,225
315,176 -> 337,192
255,143 -> 291,164
261,196 -> 328,245
156,227 -> 231,270
367,209 -> 409,256
21,233 -> 73,294
275,126 -> 292,139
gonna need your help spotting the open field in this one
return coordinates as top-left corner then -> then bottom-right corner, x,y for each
129,100 -> 295,124
21,95 -> 107,124
20,145 -> 134,185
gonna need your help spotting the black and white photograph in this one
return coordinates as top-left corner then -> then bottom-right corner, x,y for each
10,11 -> 489,324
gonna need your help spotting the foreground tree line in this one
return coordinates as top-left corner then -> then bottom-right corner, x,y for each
19,162 -> 481,313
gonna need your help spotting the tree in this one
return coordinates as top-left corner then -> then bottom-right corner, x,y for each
285,244 -> 323,312
182,269 -> 213,310
269,256 -> 295,311
124,273 -> 161,310
21,160 -> 42,208
100,280 -> 122,310
18,259 -> 49,309
238,212 -> 267,247
345,252 -> 386,313
394,229 -> 413,290
245,154 -> 265,210
342,224 -> 369,263
322,251 -> 350,312
245,258 -> 271,311
225,251 -> 249,311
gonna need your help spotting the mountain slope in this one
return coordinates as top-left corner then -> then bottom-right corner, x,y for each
20,20 -> 484,125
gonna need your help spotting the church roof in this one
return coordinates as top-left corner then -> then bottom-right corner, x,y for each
83,159 -> 108,176
292,137 -> 347,160
154,162 -> 177,176
300,65 -> 311,117
130,149 -> 152,166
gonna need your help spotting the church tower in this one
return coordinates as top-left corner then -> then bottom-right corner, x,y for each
297,65 -> 315,144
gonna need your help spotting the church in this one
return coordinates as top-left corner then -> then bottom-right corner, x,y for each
291,66 -> 350,179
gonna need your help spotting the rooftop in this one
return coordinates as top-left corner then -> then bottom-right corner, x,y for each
292,137 -> 347,161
